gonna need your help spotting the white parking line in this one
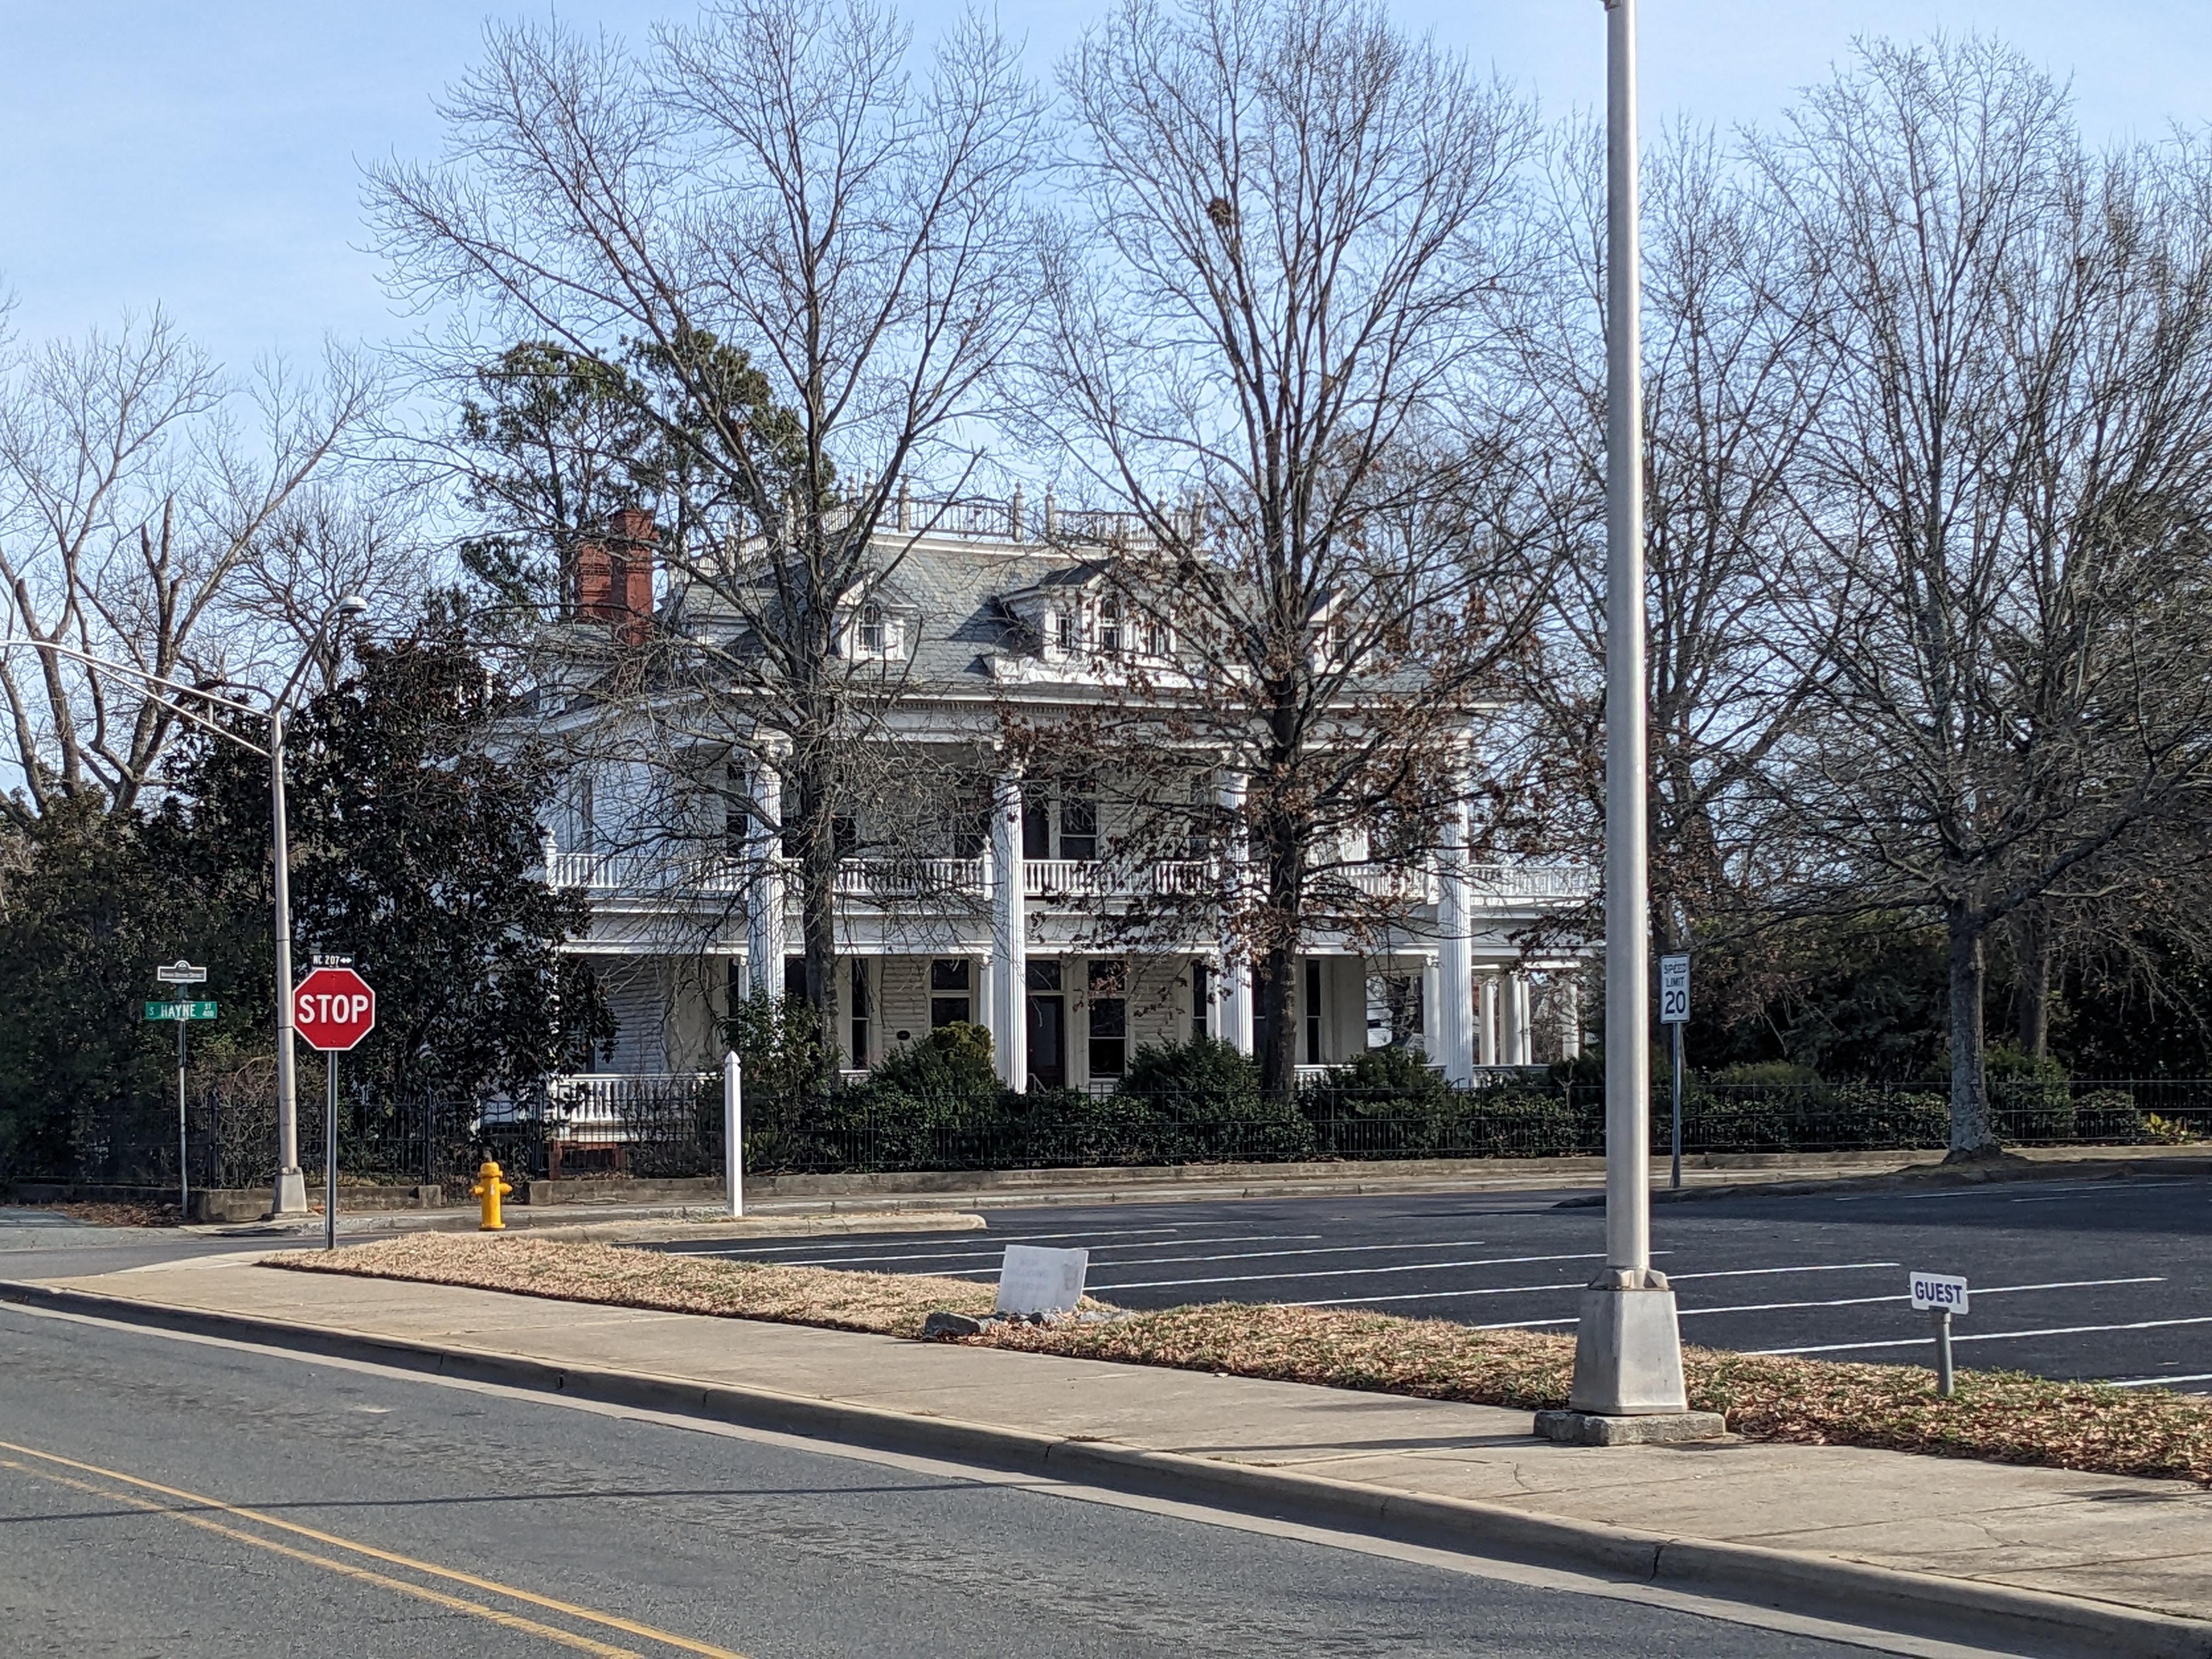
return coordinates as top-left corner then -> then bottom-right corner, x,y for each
2110,1372 -> 2212,1389
1678,1277 -> 2164,1318
686,1225 -> 1189,1257
1292,1259 -> 1892,1311
673,1232 -> 1319,1267
1668,1261 -> 1899,1283
1754,1313 -> 2212,1356
1091,1249 -> 1665,1293
1831,1180 -> 2186,1204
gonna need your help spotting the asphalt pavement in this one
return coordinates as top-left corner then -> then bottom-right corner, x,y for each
658,1171 -> 2212,1390
0,1299 -> 1903,1658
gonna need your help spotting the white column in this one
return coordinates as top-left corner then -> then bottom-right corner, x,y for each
1562,974 -> 1583,1059
1479,973 -> 1500,1067
989,771 -> 1027,1089
1503,970 -> 1533,1066
1216,766 -> 1254,1054
1419,953 -> 1442,1064
746,751 -> 786,997
1434,792 -> 1475,1085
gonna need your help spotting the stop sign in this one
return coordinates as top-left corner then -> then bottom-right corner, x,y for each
294,966 -> 376,1052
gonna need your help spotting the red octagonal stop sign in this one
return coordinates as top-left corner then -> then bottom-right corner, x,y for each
294,965 -> 376,1052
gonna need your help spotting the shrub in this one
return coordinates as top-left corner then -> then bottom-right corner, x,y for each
1115,1039 -> 1314,1163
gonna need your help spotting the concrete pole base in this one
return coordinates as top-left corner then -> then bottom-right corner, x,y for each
1566,1275 -> 1691,1415
1534,1408 -> 1726,1445
270,1167 -> 309,1217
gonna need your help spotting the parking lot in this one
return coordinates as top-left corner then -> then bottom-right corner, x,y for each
661,1171 -> 2212,1390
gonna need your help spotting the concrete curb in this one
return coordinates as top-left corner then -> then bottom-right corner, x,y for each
2,1279 -> 2204,1659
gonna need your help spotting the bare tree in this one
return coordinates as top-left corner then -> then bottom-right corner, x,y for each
0,313 -> 380,822
1016,0 -> 1541,1093
1496,123 -> 1830,963
1761,40 -> 2212,1153
370,0 -> 1048,1064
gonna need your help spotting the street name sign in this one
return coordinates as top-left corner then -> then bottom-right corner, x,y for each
1658,953 -> 1690,1025
1910,1272 -> 1970,1314
294,965 -> 376,1052
155,961 -> 207,984
144,1001 -> 217,1022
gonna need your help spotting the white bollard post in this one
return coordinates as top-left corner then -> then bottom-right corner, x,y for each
724,1050 -> 744,1218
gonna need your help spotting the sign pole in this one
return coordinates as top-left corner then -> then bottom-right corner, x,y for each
177,1015 -> 189,1220
1934,1309 -> 1954,1397
153,963 -> 210,1223
1670,1021 -> 1683,1191
325,1053 -> 338,1252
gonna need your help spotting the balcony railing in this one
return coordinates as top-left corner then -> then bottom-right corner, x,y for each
1465,863 -> 1598,904
544,842 -> 1594,911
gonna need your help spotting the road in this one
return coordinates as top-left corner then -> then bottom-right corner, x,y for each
0,1299 -> 1916,1658
662,1171 -> 2212,1390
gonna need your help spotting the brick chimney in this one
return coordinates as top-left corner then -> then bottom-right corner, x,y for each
572,507 -> 658,645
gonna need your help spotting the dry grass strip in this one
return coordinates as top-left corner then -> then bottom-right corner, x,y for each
275,1233 -> 1009,1336
983,1304 -> 2212,1486
279,1234 -> 2212,1485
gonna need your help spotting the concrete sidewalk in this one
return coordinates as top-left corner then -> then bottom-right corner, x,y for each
9,1257 -> 2212,1658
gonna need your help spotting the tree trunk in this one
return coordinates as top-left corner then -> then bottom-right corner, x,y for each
2012,904 -> 2051,1059
1946,906 -> 1998,1158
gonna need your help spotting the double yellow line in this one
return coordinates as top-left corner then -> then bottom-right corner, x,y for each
0,1437 -> 747,1658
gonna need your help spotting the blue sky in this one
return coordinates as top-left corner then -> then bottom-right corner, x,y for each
3,1 -> 2209,371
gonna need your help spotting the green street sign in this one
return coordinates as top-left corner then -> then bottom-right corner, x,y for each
144,1000 -> 217,1022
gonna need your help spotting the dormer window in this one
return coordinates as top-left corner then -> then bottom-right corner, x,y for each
1054,611 -> 1074,654
858,605 -> 887,654
1098,597 -> 1124,656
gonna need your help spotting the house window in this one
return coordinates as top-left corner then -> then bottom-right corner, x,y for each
1305,958 -> 1324,1065
849,959 -> 871,1066
1098,597 -> 1123,656
930,958 -> 972,1028
1088,959 -> 1127,1077
1054,611 -> 1074,654
1146,618 -> 1170,657
858,604 -> 886,654
784,956 -> 808,1003
1060,781 -> 1098,861
1192,962 -> 1211,1042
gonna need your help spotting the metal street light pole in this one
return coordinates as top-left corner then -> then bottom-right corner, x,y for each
1560,0 -> 1696,1426
268,596 -> 369,1216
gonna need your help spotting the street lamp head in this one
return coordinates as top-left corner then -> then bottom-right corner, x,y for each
335,594 -> 369,619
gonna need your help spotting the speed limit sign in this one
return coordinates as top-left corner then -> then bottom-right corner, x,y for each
1658,953 -> 1690,1026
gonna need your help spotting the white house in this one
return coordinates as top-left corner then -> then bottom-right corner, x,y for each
534,494 -> 1594,1089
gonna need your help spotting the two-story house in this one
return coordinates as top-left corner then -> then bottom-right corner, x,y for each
535,494 -> 1595,1091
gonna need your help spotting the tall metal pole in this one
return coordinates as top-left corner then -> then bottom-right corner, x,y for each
177,1018 -> 189,1220
1603,0 -> 1650,1286
1561,0 -> 1694,1423
270,709 -> 308,1216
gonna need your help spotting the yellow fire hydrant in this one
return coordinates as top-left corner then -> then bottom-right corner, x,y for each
471,1159 -> 512,1231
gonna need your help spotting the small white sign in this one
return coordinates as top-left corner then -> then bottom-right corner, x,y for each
1910,1272 -> 1970,1314
1658,953 -> 1690,1025
156,960 -> 207,984
996,1244 -> 1089,1316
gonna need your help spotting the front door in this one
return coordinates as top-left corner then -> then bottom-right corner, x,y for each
1027,995 -> 1065,1089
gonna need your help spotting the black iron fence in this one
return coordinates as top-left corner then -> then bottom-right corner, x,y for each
8,1073 -> 2208,1190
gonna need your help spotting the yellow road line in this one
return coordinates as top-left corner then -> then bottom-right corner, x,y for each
0,1457 -> 639,1656
0,1438 -> 746,1658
